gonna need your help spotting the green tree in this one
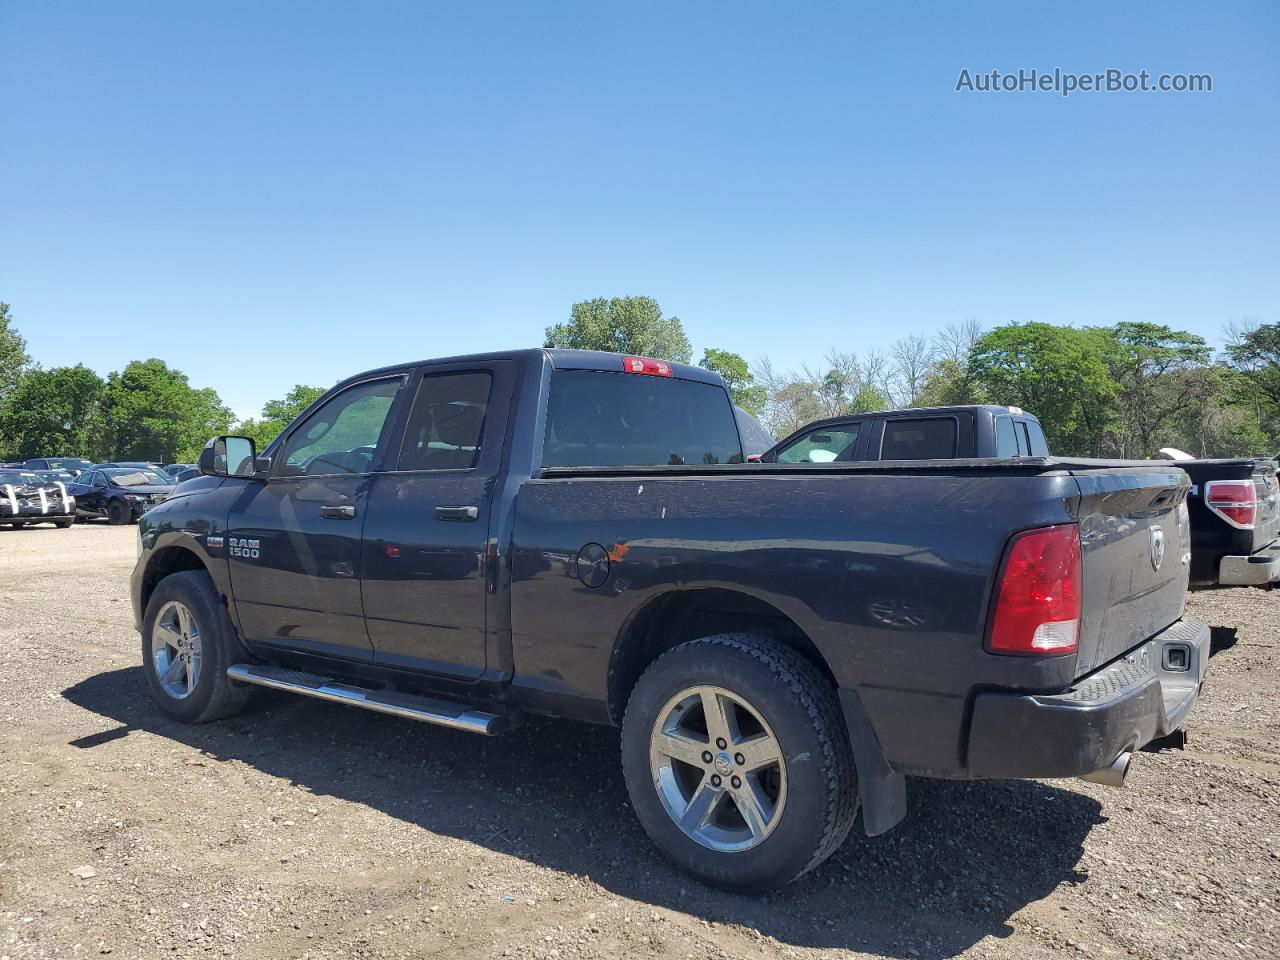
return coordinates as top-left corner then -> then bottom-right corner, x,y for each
545,296 -> 693,363
1226,321 -> 1280,444
235,384 -> 325,449
98,359 -> 234,462
1096,322 -> 1212,457
699,348 -> 766,415
0,365 -> 105,458
969,323 -> 1118,455
0,302 -> 31,403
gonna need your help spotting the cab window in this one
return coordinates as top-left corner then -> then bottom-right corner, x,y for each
880,418 -> 957,460
1023,419 -> 1050,456
995,417 -> 1019,457
396,372 -> 492,471
776,424 -> 861,463
279,378 -> 401,477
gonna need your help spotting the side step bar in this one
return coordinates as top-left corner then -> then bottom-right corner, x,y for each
226,663 -> 508,735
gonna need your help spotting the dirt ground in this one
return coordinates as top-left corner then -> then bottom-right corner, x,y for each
1,524 -> 1277,960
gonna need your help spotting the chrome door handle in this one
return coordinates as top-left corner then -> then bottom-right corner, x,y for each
435,505 -> 479,522
321,504 -> 356,519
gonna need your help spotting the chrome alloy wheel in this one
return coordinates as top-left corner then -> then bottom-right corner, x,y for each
648,685 -> 787,852
151,600 -> 203,699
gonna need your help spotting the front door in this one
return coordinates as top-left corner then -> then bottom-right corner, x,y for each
360,361 -> 514,678
227,375 -> 406,659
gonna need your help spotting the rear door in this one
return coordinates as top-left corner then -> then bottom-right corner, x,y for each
226,374 -> 406,658
360,361 -> 515,678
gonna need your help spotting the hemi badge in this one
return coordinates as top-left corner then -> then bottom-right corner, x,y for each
207,535 -> 225,548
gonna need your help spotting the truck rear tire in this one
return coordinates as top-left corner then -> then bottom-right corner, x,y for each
141,570 -> 251,724
620,633 -> 857,891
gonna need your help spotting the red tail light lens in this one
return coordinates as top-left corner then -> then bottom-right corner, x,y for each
621,356 -> 673,377
989,524 -> 1081,655
1204,479 -> 1257,529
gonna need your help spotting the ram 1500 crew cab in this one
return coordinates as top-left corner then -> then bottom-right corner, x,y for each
132,349 -> 1208,890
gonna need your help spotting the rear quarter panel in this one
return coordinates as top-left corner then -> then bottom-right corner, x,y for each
509,471 -> 1084,775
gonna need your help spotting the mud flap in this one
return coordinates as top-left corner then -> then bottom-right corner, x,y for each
838,688 -> 907,836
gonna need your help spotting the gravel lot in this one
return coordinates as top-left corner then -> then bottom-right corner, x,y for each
1,524 -> 1277,960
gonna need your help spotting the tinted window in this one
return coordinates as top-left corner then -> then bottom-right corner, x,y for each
777,424 -> 861,463
995,417 -> 1019,457
396,372 -> 492,471
1024,420 -> 1050,456
543,371 -> 743,467
281,378 -> 401,477
880,418 -> 957,460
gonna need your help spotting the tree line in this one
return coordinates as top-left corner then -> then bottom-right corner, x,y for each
2,296 -> 1277,462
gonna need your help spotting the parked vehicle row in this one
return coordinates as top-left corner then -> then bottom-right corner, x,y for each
0,459 -> 201,530
132,348 -> 1210,891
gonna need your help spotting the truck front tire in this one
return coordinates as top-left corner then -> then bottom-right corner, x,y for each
141,570 -> 250,724
620,633 -> 858,891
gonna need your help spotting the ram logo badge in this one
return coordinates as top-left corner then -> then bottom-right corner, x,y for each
229,537 -> 261,559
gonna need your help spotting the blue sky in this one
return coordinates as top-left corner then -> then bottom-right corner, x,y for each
2,1 -> 1277,419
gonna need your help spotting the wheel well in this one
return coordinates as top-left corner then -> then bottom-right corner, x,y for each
141,547 -> 209,615
606,588 -> 837,724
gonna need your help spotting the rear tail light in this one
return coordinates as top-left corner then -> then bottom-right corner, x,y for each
1204,479 -> 1257,529
988,524 -> 1081,656
621,355 -> 673,377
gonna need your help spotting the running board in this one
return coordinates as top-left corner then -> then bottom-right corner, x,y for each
226,663 -> 508,735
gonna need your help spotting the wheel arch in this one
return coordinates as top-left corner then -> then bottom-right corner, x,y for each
605,587 -> 838,726
140,545 -> 212,619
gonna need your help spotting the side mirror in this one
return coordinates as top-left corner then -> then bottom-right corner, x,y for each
199,436 -> 259,478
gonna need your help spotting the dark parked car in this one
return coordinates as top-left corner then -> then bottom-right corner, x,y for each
23,456 -> 93,477
761,404 -> 1049,463
0,468 -> 77,527
170,467 -> 203,483
132,349 -> 1206,891
163,463 -> 198,478
69,467 -> 175,525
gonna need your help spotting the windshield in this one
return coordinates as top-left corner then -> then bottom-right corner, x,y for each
104,468 -> 169,487
0,470 -> 40,484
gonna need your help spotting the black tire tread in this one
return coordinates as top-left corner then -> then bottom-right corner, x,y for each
624,632 -> 857,886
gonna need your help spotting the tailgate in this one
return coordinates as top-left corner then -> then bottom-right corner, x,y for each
1072,466 -> 1191,675
1250,461 -> 1280,550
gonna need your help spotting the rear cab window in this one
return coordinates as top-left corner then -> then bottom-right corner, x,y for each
879,418 -> 958,460
542,371 -> 743,467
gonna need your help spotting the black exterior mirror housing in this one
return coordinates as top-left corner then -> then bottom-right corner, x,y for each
199,436 -> 259,478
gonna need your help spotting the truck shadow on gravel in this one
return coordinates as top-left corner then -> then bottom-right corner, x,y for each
65,667 -> 1103,959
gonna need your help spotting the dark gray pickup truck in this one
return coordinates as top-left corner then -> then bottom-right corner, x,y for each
131,349 -> 1208,890
1173,458 -> 1279,588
